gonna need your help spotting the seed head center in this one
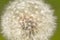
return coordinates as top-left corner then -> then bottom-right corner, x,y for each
19,14 -> 37,32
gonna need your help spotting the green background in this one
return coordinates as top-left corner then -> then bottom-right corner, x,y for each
0,0 -> 60,40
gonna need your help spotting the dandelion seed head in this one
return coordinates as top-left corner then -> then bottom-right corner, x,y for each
1,0 -> 56,40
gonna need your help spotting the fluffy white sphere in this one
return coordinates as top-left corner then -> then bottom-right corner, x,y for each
1,0 -> 56,40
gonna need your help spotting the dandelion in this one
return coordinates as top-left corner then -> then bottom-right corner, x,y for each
1,0 -> 56,40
